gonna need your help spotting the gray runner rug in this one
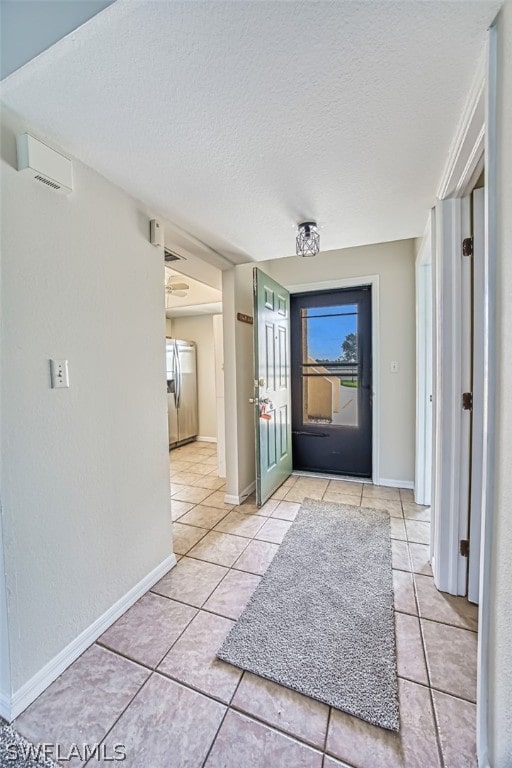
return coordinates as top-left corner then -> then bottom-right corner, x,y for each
217,497 -> 399,731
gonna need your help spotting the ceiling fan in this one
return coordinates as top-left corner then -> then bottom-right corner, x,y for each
165,276 -> 190,298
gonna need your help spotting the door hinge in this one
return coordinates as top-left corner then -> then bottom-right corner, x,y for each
460,539 -> 470,557
462,237 -> 473,257
462,392 -> 473,411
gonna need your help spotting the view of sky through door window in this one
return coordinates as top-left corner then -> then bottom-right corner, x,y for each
301,305 -> 359,427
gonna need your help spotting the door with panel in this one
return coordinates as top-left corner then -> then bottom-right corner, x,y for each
253,268 -> 292,505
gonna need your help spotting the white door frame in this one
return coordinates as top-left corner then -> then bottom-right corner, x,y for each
283,275 -> 381,487
415,214 -> 434,506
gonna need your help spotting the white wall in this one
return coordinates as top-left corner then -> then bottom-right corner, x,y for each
488,3 -> 512,764
171,315 -> 217,440
0,109 -> 172,713
266,239 -> 416,484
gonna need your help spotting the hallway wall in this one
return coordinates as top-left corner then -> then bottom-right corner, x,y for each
0,109 -> 172,714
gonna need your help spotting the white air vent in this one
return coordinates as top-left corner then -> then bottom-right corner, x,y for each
16,133 -> 73,194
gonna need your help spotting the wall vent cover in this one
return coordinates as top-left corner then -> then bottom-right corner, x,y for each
34,174 -> 61,190
164,249 -> 186,262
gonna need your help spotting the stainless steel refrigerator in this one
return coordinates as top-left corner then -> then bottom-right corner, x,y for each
166,339 -> 198,448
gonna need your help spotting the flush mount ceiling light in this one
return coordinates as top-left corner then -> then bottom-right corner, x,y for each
296,221 -> 320,257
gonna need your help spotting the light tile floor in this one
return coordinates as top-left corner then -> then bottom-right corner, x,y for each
11,443 -> 479,768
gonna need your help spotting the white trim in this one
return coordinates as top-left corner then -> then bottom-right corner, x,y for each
437,51 -> 485,200
224,480 -> 255,506
477,23 -> 497,768
379,478 -> 414,490
2,554 -> 176,722
196,436 -> 217,443
415,213 -> 434,506
284,275 -> 381,486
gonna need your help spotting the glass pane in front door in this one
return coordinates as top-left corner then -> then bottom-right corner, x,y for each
291,287 -> 372,477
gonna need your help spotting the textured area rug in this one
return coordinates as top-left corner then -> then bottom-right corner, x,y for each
218,498 -> 399,731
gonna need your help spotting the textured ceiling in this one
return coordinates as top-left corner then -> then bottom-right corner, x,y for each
0,0 -> 501,263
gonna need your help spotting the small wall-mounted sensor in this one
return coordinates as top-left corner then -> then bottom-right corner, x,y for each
150,219 -> 164,248
17,133 -> 73,194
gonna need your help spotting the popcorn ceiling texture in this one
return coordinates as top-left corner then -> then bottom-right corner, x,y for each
0,1 -> 500,263
218,498 -> 399,731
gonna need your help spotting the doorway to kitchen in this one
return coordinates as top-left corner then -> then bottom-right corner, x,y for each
290,287 -> 372,477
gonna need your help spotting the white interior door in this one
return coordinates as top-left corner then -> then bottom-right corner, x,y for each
468,187 -> 485,604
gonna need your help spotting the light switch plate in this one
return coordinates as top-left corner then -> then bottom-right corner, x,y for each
390,361 -> 399,373
50,359 -> 70,388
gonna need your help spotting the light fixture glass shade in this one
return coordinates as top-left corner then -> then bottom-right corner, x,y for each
296,221 -> 320,257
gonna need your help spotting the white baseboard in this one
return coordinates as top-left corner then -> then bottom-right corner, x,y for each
224,480 -> 256,506
196,436 -> 217,443
378,478 -> 415,490
3,553 -> 176,723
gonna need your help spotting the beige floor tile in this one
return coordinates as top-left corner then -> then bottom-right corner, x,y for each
362,485 -> 401,502
284,487 -> 324,502
414,574 -> 478,631
172,485 -> 214,504
393,570 -> 418,615
404,519 -> 430,545
232,672 -> 329,749
107,673 -> 226,768
233,539 -> 279,575
422,619 -> 477,701
179,504 -> 230,530
188,530 -> 251,567
158,611 -> 241,703
169,460 -> 197,474
282,476 -> 298,488
255,517 -> 293,544
214,510 -> 267,537
203,570 -> 261,619
391,540 -> 411,571
172,472 -> 208,486
172,522 -> 209,555
408,543 -> 433,576
14,645 -> 149,765
186,462 -> 218,476
201,490 -> 236,511
395,613 -> 428,685
99,593 -> 196,667
271,500 -> 301,521
402,503 -> 431,522
152,557 -> 228,608
360,497 -> 403,518
432,690 -> 477,768
294,477 -> 330,492
271,485 -> 289,500
400,488 -> 415,502
323,492 -> 362,506
323,757 -> 353,767
326,677 -> 441,768
170,499 -> 194,521
170,482 -> 188,495
327,480 -> 363,494
205,710 -> 323,768
390,517 -> 407,540
190,474 -> 226,491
